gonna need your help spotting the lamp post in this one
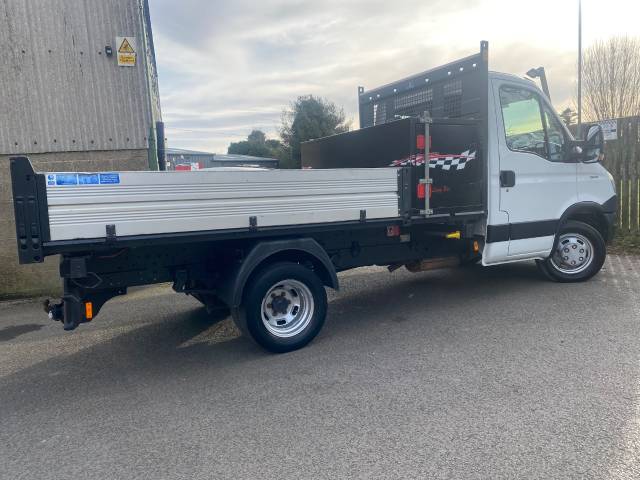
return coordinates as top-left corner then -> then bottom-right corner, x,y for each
577,0 -> 583,135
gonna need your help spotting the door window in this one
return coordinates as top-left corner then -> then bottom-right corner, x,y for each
542,105 -> 567,162
500,87 -> 547,158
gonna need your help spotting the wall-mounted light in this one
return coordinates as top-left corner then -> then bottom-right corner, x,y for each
105,46 -> 113,56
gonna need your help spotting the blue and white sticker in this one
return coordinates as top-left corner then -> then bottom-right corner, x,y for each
46,172 -> 121,186
99,173 -> 120,185
55,174 -> 78,186
78,173 -> 100,185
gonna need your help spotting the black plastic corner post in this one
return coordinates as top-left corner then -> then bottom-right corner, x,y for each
9,156 -> 46,264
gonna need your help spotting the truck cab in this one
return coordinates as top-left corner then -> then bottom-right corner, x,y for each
483,72 -> 616,274
347,41 -> 616,281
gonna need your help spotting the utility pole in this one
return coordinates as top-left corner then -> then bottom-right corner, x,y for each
577,0 -> 583,135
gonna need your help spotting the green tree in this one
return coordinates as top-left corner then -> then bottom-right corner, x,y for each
280,95 -> 350,168
247,130 -> 266,144
227,129 -> 283,159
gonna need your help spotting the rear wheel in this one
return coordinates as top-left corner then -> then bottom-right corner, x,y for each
233,262 -> 327,353
537,220 -> 606,282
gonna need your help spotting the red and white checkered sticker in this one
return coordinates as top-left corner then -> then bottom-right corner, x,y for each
391,150 -> 476,170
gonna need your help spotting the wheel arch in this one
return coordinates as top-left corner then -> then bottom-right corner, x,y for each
539,206 -> 609,282
219,238 -> 339,308
558,202 -> 611,243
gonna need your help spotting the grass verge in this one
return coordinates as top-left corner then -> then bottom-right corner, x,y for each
610,232 -> 640,255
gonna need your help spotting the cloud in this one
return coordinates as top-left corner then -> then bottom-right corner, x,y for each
491,42 -> 577,107
149,0 -> 634,153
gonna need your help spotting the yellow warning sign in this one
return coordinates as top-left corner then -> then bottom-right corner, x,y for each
116,36 -> 136,67
118,38 -> 134,54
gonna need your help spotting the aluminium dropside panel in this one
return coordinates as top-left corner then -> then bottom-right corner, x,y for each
44,168 -> 402,241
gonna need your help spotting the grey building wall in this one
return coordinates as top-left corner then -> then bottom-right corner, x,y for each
0,0 -> 160,155
140,0 -> 162,133
0,0 -> 162,298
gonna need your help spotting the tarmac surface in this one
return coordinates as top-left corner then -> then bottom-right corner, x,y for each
1,256 -> 639,479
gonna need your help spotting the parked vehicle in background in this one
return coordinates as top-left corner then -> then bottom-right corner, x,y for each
174,163 -> 202,171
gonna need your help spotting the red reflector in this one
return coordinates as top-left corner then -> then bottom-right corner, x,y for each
416,135 -> 425,150
387,225 -> 401,237
417,183 -> 426,199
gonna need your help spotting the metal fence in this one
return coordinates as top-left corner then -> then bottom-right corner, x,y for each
601,116 -> 640,234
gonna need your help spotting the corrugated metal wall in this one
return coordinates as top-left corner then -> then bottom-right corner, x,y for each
0,0 -> 155,155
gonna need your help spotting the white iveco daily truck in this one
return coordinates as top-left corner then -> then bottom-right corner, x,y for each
11,42 -> 616,352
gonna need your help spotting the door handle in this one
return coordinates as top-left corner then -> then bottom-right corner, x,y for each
500,170 -> 516,188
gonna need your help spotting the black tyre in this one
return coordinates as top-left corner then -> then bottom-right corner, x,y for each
233,262 -> 327,353
537,220 -> 606,282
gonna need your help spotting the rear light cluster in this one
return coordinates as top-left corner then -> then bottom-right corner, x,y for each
416,134 -> 433,199
416,135 -> 431,150
386,225 -> 401,237
416,183 -> 432,200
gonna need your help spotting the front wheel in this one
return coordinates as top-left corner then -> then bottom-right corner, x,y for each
537,220 -> 606,282
233,262 -> 328,353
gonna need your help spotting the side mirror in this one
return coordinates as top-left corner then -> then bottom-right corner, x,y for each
569,145 -> 583,162
582,124 -> 604,163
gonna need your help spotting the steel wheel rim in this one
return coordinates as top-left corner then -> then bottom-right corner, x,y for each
261,279 -> 314,338
550,233 -> 594,274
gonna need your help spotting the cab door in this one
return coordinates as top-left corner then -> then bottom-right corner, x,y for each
484,80 -> 577,263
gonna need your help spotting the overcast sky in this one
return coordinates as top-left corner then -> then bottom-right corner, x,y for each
150,0 -> 640,153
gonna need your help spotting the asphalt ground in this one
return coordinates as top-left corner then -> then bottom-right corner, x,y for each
1,255 -> 639,479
